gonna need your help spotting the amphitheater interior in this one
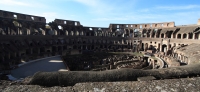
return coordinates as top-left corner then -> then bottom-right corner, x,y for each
1,10 -> 200,81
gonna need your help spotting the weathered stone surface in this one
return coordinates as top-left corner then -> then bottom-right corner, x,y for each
30,63 -> 200,86
2,77 -> 200,92
137,76 -> 156,81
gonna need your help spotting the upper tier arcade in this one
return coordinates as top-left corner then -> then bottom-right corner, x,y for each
0,10 -> 46,23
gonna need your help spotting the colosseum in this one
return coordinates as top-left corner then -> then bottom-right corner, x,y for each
1,9 -> 200,90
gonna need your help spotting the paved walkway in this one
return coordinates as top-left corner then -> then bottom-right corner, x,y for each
11,56 -> 68,79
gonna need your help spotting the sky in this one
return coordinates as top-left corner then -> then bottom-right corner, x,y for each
0,0 -> 200,27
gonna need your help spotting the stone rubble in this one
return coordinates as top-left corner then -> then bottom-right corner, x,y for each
1,77 -> 200,92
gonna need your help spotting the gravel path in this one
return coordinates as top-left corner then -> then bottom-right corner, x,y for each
11,56 -> 68,79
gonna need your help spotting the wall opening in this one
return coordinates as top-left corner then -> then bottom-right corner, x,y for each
75,22 -> 77,26
183,33 -> 187,39
177,34 -> 181,39
31,17 -> 34,20
140,25 -> 142,29
167,23 -> 169,27
13,14 -> 17,19
188,33 -> 193,39
89,28 -> 93,31
117,25 -> 119,28
160,33 -> 165,38
162,44 -> 167,52
58,25 -> 62,30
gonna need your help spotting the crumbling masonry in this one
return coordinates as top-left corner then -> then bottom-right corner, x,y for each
0,10 -> 200,70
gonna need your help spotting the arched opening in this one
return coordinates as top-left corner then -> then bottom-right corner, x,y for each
70,31 -> 74,36
183,33 -> 187,39
89,28 -> 93,31
161,24 -> 164,27
13,14 -> 17,19
188,33 -> 193,39
31,16 -> 34,20
177,34 -> 181,39
166,31 -> 173,38
54,30 -> 57,35
168,44 -> 172,50
161,33 -> 164,38
140,25 -> 142,29
144,43 -> 148,51
58,25 -> 62,30
135,25 -> 137,28
167,23 -> 169,26
195,33 -> 199,39
13,21 -> 20,27
117,25 -> 119,28
65,30 -> 68,35
64,21 -> 67,24
162,44 -> 167,52
76,31 -> 79,36
94,31 -> 97,36
155,24 -> 157,27
75,22 -> 77,26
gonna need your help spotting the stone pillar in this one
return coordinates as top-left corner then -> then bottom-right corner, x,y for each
160,44 -> 163,52
150,32 -> 152,38
181,34 -> 183,39
152,60 -> 155,69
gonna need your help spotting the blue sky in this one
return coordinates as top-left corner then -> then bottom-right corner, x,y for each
1,0 -> 200,27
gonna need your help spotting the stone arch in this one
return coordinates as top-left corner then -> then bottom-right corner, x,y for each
162,44 -> 167,52
75,31 -> 79,36
80,31 -> 84,36
183,33 -> 187,39
94,31 -> 97,36
70,31 -> 74,36
194,33 -> 199,39
144,43 -> 148,51
161,33 -> 164,38
65,30 -> 68,35
177,34 -> 181,39
54,30 -> 58,35
58,25 -> 62,30
188,33 -> 193,39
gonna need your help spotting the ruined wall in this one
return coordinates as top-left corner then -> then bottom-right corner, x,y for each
198,19 -> 200,25
0,9 -> 200,70
0,10 -> 46,23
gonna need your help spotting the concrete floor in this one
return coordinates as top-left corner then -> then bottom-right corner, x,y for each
11,56 -> 68,79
